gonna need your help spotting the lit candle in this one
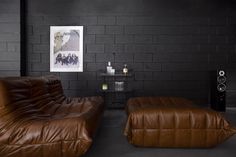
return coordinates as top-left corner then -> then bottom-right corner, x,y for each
102,83 -> 108,90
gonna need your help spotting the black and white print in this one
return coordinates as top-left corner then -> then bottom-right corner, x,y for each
50,26 -> 83,72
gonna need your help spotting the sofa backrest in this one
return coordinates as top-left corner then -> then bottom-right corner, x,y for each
42,75 -> 66,103
0,76 -> 65,111
0,76 -> 66,137
0,78 -> 32,109
0,78 -> 43,132
28,77 -> 55,111
0,76 -> 67,133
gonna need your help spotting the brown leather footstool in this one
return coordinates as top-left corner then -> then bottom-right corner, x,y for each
124,97 -> 236,148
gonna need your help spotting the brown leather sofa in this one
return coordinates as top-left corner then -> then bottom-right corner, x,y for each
124,97 -> 236,148
0,75 -> 104,157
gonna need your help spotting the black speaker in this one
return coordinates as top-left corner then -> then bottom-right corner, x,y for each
210,70 -> 226,112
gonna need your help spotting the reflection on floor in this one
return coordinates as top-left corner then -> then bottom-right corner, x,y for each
84,108 -> 236,157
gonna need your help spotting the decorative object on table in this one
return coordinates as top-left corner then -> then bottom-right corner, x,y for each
102,83 -> 108,91
115,81 -> 124,91
123,64 -> 128,75
50,26 -> 83,72
106,61 -> 115,75
110,68 -> 115,75
106,61 -> 112,74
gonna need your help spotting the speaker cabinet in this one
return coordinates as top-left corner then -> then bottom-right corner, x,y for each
210,70 -> 226,112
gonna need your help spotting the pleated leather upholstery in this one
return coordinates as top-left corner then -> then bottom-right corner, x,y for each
124,97 -> 236,148
0,76 -> 104,157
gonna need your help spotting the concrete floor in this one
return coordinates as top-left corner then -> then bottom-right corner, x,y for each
84,109 -> 236,157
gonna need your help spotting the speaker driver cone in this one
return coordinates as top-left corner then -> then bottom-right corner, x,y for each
219,70 -> 225,76
217,75 -> 226,84
217,83 -> 226,92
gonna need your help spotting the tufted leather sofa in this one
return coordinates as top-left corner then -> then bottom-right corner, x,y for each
0,75 -> 104,157
124,97 -> 236,148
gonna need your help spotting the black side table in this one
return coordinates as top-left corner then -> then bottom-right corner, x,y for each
99,72 -> 133,109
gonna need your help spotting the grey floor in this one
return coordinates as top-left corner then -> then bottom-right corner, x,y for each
84,109 -> 236,157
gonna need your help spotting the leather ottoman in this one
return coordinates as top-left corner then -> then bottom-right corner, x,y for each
124,97 -> 236,148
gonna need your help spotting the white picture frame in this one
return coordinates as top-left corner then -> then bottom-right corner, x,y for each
50,26 -> 83,72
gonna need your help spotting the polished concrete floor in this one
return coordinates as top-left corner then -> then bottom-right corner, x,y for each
84,109 -> 236,157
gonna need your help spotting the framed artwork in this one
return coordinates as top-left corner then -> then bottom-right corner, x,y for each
50,26 -> 83,72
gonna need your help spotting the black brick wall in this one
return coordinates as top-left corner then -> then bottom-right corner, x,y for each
0,0 -> 20,76
25,0 -> 236,105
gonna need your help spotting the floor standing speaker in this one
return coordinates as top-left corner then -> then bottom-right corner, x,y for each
210,70 -> 226,112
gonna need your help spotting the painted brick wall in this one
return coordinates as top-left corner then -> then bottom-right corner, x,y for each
0,0 -> 21,76
26,0 -> 236,105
